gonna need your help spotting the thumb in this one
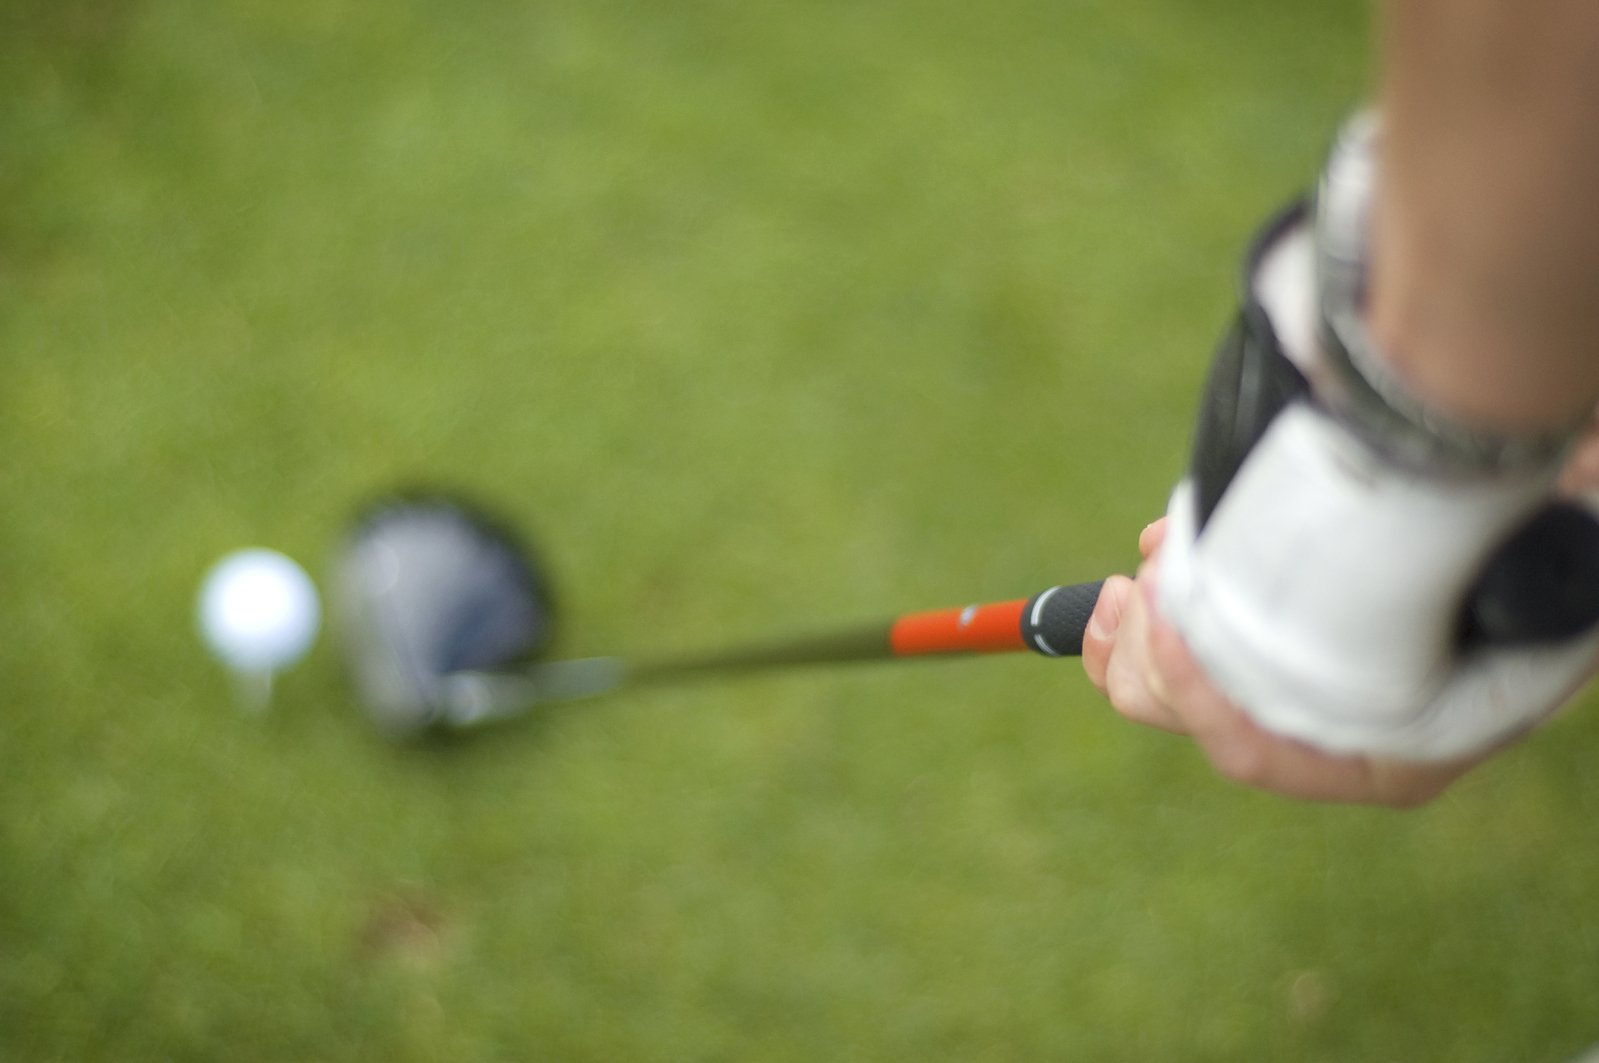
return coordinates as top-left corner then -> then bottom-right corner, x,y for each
1081,575 -> 1136,694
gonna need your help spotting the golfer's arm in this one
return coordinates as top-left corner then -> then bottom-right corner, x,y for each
1368,0 -> 1599,435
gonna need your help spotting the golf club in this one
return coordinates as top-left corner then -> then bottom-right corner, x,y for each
438,579 -> 1104,728
333,495 -> 1105,738
331,489 -> 1599,739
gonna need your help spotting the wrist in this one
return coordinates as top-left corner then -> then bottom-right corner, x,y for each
1315,112 -> 1586,473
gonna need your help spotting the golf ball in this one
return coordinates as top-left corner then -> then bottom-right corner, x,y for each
198,548 -> 321,672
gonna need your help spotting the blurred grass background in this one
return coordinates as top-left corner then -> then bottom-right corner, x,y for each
4,0 -> 1599,1059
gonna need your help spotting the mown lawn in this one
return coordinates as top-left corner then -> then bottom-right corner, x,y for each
4,1 -> 1597,1059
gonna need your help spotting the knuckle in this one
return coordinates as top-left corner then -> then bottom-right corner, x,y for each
1104,663 -> 1164,729
1145,615 -> 1202,697
1208,732 -> 1272,786
1103,669 -> 1146,721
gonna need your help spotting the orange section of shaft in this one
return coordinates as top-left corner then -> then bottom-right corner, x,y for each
888,599 -> 1029,657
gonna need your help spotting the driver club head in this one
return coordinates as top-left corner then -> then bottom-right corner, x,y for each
333,494 -> 555,738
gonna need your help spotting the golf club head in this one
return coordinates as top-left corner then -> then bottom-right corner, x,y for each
333,494 -> 554,738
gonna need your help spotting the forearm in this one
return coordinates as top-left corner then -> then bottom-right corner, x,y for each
1371,0 -> 1599,434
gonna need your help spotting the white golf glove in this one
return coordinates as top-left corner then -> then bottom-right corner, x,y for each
1157,115 -> 1599,760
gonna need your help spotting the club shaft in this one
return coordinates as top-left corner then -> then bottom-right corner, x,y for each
630,624 -> 894,682
444,580 -> 1107,721
631,578 -> 1104,679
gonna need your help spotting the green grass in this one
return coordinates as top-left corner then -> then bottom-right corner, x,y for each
5,1 -> 1599,1059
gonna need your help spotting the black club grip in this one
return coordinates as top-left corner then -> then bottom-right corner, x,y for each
1020,580 -> 1106,657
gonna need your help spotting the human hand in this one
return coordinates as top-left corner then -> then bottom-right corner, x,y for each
1082,404 -> 1599,807
1081,519 -> 1493,807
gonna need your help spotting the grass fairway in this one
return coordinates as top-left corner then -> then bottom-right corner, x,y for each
6,0 -> 1599,1059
